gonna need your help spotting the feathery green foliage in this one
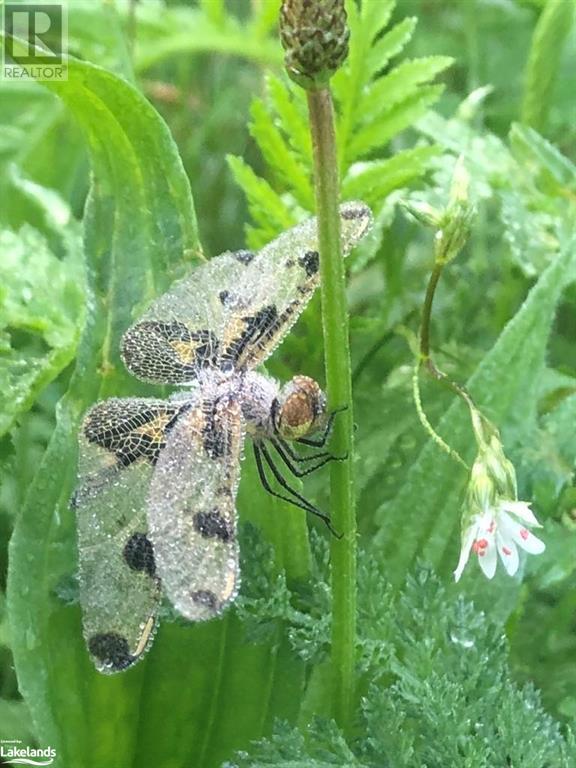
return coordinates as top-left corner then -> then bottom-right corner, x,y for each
229,0 -> 451,248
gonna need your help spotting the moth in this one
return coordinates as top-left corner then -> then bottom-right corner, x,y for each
74,202 -> 372,673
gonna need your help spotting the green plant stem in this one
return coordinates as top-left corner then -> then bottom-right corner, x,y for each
419,261 -> 476,414
306,87 -> 356,729
417,258 -> 489,469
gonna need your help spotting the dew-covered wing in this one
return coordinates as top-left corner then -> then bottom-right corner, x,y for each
74,397 -> 185,673
147,397 -> 243,621
121,201 -> 372,383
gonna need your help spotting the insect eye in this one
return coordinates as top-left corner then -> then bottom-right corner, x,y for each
275,376 -> 326,440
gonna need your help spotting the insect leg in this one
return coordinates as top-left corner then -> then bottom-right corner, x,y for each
271,439 -> 337,477
253,443 -> 340,537
273,437 -> 333,463
295,405 -> 347,448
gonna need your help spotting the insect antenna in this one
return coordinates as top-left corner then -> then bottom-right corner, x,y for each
253,443 -> 341,538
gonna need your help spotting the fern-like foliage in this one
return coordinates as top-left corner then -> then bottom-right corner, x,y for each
233,564 -> 576,767
228,0 -> 452,249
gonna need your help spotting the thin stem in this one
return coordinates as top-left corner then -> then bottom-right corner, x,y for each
419,262 -> 443,361
417,258 -> 479,468
307,87 -> 356,729
419,262 -> 477,413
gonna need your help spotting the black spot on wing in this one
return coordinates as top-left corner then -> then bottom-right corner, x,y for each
219,290 -> 230,305
88,632 -> 135,671
193,510 -> 232,542
221,304 -> 279,369
299,250 -> 319,277
191,589 -> 218,610
341,203 -> 369,220
123,533 -> 156,577
234,250 -> 255,265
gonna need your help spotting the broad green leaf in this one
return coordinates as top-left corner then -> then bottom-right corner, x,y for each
200,0 -> 226,28
521,0 -> 575,133
374,236 -> 576,586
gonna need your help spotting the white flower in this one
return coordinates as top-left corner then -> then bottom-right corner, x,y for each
454,500 -> 545,582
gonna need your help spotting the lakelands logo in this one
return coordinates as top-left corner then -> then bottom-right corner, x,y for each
0,740 -> 56,766
2,3 -> 68,81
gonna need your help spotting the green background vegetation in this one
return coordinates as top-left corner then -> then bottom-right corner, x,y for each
0,0 -> 575,766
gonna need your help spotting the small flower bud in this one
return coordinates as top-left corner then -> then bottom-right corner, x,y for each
400,199 -> 443,229
434,157 -> 475,265
280,0 -> 350,90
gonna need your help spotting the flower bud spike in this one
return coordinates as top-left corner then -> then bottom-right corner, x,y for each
280,0 -> 350,90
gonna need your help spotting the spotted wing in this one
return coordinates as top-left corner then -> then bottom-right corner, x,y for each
147,397 -> 243,621
121,201 -> 373,383
74,397 -> 185,673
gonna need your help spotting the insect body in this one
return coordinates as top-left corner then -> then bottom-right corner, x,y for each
74,202 -> 372,673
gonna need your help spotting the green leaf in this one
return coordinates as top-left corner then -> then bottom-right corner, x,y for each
521,0 -> 575,133
4,35 -> 314,767
199,0 -> 226,28
3,40 -> 199,767
348,85 -> 444,161
249,100 -> 315,210
510,122 -> 576,194
365,17 -> 417,81
342,146 -> 440,207
0,222 -> 83,436
266,75 -> 312,165
226,155 -> 296,248
374,236 -> 576,586
361,57 -> 453,124
134,3 -> 282,72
